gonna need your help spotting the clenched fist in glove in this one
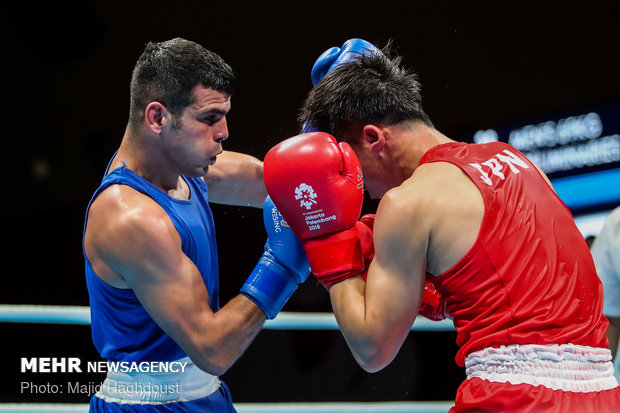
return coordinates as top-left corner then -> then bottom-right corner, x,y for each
310,38 -> 381,86
303,38 -> 381,133
264,132 -> 370,288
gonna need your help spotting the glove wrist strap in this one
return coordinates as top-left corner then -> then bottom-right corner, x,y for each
240,254 -> 297,319
303,226 -> 364,287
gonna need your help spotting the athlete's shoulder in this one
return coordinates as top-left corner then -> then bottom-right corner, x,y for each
381,161 -> 481,232
93,183 -> 167,219
87,184 -> 177,251
376,170 -> 443,235
409,161 -> 469,199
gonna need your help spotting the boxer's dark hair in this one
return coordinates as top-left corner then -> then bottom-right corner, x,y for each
128,38 -> 235,130
299,41 -> 432,144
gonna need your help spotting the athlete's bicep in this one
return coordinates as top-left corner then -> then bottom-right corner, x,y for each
369,191 -> 428,331
102,208 -> 213,351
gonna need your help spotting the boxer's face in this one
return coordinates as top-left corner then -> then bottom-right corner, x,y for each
161,86 -> 230,177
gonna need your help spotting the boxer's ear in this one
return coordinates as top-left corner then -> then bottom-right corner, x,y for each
144,101 -> 167,133
362,124 -> 386,154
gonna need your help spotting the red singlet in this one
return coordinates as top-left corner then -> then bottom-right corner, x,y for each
419,141 -> 620,412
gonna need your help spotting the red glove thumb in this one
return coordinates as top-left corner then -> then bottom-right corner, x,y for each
357,214 -> 375,281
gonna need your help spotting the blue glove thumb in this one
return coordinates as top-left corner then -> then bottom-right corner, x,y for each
310,38 -> 381,86
310,46 -> 341,87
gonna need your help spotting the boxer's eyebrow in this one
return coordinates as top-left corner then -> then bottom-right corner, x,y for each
195,107 -> 229,124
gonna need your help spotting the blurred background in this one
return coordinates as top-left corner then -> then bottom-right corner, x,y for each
2,0 -> 619,405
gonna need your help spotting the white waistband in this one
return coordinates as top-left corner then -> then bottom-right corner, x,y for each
465,344 -> 619,393
95,357 -> 220,404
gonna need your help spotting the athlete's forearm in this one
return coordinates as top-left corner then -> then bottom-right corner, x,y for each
329,276 -> 395,372
186,294 -> 266,375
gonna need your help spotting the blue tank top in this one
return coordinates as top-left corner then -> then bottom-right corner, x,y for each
82,161 -> 220,362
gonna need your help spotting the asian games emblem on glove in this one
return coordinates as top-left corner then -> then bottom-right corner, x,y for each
294,183 -> 318,210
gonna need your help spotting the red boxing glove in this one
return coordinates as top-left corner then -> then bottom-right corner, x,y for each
419,275 -> 446,321
264,132 -> 365,287
324,214 -> 375,286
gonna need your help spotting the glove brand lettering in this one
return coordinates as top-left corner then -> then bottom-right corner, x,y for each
469,149 -> 529,186
270,207 -> 290,233
357,166 -> 363,189
271,207 -> 281,233
294,183 -> 318,210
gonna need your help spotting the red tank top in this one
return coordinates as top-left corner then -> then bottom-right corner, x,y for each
419,141 -> 609,366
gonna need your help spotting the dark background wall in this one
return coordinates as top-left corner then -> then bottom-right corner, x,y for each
2,0 -> 619,404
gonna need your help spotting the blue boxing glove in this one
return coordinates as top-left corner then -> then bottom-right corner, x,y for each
303,38 -> 382,132
240,196 -> 310,319
310,38 -> 381,86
